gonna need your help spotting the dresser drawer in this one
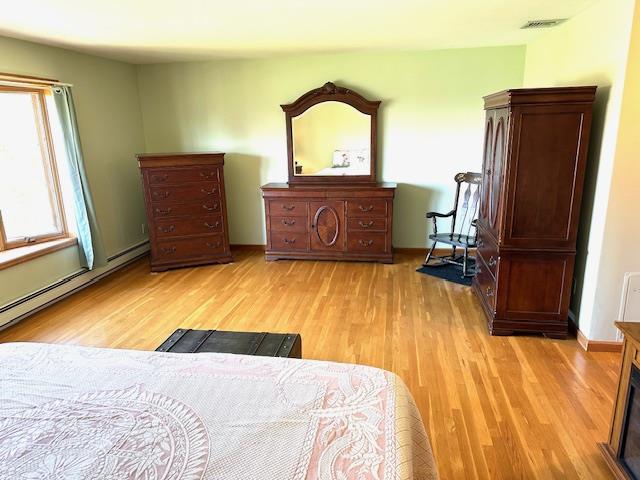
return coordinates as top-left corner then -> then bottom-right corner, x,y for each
268,200 -> 308,217
151,200 -> 222,219
347,232 -> 387,253
346,199 -> 388,217
154,215 -> 223,238
150,182 -> 220,203
347,217 -> 387,232
270,216 -> 307,233
475,254 -> 497,313
477,227 -> 499,279
147,166 -> 220,185
156,234 -> 226,259
270,231 -> 308,251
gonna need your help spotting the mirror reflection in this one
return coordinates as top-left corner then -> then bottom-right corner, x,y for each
292,101 -> 371,176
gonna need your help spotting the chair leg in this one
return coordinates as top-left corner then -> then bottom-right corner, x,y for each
451,245 -> 457,260
462,247 -> 469,277
423,242 -> 437,266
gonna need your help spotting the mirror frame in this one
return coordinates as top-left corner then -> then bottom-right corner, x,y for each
282,82 -> 380,185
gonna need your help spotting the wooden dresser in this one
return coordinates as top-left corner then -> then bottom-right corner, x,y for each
473,87 -> 596,338
262,183 -> 395,263
263,82 -> 395,263
138,152 -> 232,272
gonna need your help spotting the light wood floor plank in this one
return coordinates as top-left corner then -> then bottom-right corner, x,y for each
0,251 -> 618,479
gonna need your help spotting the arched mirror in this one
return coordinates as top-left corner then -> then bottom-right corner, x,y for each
282,82 -> 380,184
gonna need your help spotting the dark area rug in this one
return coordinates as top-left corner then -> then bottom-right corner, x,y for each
416,257 -> 475,286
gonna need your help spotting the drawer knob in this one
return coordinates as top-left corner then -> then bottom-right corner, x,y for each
152,191 -> 170,200
281,219 -> 296,226
358,239 -> 374,247
151,174 -> 168,182
488,256 -> 497,267
358,205 -> 374,212
158,225 -> 175,233
206,241 -> 222,248
160,246 -> 176,254
155,207 -> 172,215
201,187 -> 218,196
486,286 -> 494,297
204,221 -> 220,229
202,203 -> 219,211
358,220 -> 374,228
284,237 -> 296,244
282,204 -> 295,211
199,171 -> 216,179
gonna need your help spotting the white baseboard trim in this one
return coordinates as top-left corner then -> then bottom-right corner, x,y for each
0,241 -> 149,330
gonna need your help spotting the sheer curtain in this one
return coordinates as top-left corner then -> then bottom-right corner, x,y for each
53,86 -> 106,269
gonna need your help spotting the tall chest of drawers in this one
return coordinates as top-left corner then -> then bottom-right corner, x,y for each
261,183 -> 396,263
138,152 -> 232,272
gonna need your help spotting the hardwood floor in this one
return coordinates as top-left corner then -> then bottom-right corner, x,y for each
0,250 -> 619,479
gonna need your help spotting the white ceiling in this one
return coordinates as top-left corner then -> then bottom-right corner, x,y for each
0,0 -> 598,64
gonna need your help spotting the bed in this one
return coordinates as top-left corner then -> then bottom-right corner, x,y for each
0,342 -> 437,479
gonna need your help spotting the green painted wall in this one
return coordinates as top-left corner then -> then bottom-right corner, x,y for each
137,47 -> 526,247
0,36 -> 147,306
523,0 -> 636,340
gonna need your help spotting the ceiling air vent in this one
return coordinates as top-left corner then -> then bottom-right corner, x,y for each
521,19 -> 567,29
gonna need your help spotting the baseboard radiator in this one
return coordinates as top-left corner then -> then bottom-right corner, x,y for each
0,241 -> 150,331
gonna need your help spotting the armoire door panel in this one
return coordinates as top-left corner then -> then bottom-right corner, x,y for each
497,253 -> 574,321
479,111 -> 494,224
310,201 -> 345,251
504,106 -> 590,248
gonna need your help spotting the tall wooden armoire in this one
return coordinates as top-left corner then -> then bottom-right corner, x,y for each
473,87 -> 596,338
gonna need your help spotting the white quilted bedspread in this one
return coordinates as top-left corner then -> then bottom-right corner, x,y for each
0,342 -> 437,480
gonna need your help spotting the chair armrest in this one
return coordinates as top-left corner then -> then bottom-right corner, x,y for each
426,209 -> 455,219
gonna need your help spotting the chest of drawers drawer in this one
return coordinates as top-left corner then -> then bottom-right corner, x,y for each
146,166 -> 220,185
154,214 -> 224,238
151,200 -> 222,219
156,234 -> 226,259
149,182 -> 220,203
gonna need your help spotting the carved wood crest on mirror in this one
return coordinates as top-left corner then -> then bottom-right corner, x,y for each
282,82 -> 380,184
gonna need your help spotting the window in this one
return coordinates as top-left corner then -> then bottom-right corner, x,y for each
0,84 -> 69,251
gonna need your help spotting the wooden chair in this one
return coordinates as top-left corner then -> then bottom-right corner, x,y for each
423,172 -> 482,277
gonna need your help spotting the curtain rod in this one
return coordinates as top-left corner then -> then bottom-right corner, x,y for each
0,73 -> 73,88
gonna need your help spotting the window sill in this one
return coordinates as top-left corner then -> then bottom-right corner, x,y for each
0,237 -> 78,271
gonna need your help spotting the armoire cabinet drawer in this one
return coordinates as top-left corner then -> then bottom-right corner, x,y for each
475,254 -> 497,313
150,182 -> 221,203
346,199 -> 388,217
477,227 -> 499,279
147,166 -> 220,185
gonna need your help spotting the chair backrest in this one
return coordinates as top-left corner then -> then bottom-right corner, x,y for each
450,172 -> 482,241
